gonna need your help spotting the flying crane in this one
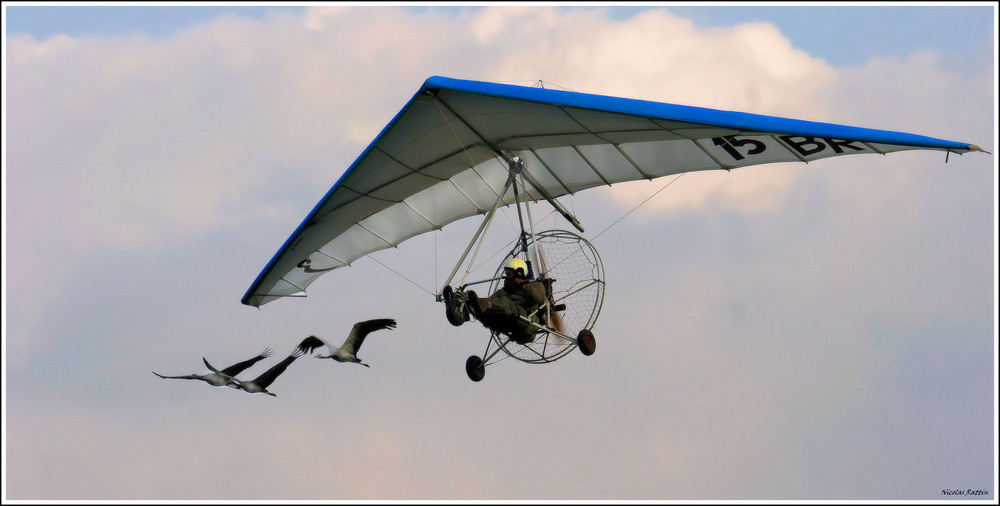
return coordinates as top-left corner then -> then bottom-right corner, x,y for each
296,318 -> 398,368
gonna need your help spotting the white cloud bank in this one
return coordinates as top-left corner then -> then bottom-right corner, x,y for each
5,6 -> 851,255
4,5 -> 994,501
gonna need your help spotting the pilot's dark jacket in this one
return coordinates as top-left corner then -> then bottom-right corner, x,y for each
479,278 -> 548,342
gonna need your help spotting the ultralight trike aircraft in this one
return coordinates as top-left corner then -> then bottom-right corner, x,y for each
438,152 -> 605,381
240,76 -> 984,382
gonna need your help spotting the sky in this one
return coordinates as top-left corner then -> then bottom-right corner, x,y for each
3,2 -> 997,502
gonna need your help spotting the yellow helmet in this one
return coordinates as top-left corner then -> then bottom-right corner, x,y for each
504,258 -> 528,278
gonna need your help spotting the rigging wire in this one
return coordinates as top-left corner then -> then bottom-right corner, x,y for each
368,84 -> 680,293
431,102 -> 440,293
364,170 -> 681,292
426,96 -> 522,285
591,173 -> 686,242
469,203 -> 558,274
366,254 -> 436,296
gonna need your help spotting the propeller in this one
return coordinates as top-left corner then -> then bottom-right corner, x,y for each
532,241 -> 566,335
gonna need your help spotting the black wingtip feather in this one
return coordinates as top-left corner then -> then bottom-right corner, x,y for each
296,335 -> 325,354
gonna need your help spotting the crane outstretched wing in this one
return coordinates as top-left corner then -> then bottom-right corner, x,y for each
349,318 -> 397,353
296,336 -> 329,356
220,347 -> 274,377
252,353 -> 303,389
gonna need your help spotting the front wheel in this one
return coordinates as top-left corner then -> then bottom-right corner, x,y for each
466,355 -> 485,382
446,298 -> 468,326
444,286 -> 468,327
577,329 -> 596,356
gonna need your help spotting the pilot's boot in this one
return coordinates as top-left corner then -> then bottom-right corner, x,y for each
466,291 -> 489,319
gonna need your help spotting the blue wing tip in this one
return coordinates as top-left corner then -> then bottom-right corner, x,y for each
423,75 -> 454,92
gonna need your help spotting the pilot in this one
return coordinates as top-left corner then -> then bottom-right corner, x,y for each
467,258 -> 548,343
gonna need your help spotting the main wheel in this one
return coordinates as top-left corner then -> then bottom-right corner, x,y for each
465,355 -> 485,382
577,329 -> 596,356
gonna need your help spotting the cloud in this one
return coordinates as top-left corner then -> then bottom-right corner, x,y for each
4,5 -> 850,265
470,8 -> 839,215
4,5 -> 994,501
6,6 -> 835,354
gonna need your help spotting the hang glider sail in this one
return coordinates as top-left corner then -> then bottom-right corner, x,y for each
241,75 -> 984,307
